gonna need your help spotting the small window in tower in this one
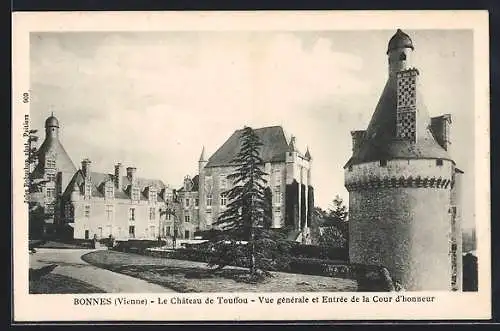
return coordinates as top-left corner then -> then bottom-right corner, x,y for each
348,165 -> 353,172
436,159 -> 443,166
379,160 -> 388,167
399,53 -> 407,61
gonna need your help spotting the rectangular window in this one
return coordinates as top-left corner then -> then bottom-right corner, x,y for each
166,226 -> 171,235
206,213 -> 212,226
46,187 -> 55,199
166,213 -> 172,221
436,159 -> 443,166
195,198 -> 199,207
149,189 -> 157,203
45,203 -> 54,214
65,203 -> 73,218
84,205 -> 91,218
220,193 -> 227,206
149,207 -> 156,220
105,204 -> 114,221
185,198 -> 190,207
219,176 -> 227,189
184,215 -> 190,223
379,160 -> 388,167
105,185 -> 114,199
84,182 -> 92,197
46,159 -> 56,169
129,225 -> 135,238
129,208 -> 135,221
150,225 -> 156,238
131,187 -> 140,201
184,230 -> 190,239
98,227 -> 103,238
47,173 -> 56,181
274,169 -> 281,186
273,186 -> 281,205
206,194 -> 212,207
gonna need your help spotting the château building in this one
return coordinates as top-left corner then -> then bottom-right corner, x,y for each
344,29 -> 464,290
176,126 -> 314,242
31,114 -> 176,240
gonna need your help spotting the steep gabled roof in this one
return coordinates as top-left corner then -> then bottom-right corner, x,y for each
205,126 -> 290,168
32,137 -> 77,179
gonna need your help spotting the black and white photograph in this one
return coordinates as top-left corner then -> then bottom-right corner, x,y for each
12,11 -> 490,321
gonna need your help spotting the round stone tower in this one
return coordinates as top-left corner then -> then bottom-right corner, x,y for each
344,30 -> 463,291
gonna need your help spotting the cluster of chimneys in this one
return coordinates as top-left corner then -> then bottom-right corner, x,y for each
81,158 -> 137,189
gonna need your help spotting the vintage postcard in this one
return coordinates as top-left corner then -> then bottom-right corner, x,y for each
12,11 -> 490,322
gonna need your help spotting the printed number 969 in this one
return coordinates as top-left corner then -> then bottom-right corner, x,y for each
22,92 -> 30,104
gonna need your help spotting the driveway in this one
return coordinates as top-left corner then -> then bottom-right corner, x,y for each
30,248 -> 175,293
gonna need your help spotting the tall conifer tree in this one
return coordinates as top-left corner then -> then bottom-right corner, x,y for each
211,126 -> 288,275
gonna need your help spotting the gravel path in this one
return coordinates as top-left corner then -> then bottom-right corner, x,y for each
30,248 -> 175,293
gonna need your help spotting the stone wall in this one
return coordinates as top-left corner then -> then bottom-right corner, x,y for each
72,198 -> 165,241
348,187 -> 452,290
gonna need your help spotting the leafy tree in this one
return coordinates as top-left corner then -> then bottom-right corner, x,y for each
326,195 -> 348,224
210,126 -> 290,276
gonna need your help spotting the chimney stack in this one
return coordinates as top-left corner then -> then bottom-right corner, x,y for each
114,163 -> 123,189
81,158 -> 91,178
126,167 -> 137,183
351,130 -> 366,154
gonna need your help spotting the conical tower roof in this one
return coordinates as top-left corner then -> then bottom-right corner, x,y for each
346,76 -> 451,167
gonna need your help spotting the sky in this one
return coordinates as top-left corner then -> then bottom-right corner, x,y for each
29,29 -> 475,229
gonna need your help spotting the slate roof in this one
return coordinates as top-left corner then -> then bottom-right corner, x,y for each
32,137 -> 77,179
63,170 -> 170,201
177,175 -> 199,193
205,126 -> 290,168
345,72 -> 452,168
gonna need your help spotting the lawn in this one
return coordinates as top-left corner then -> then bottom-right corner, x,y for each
29,273 -> 105,294
82,250 -> 357,293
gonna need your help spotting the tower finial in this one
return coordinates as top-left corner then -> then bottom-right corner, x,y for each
199,146 -> 206,162
305,146 -> 312,160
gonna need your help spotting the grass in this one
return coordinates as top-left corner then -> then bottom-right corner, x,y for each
82,250 -> 357,293
29,273 -> 105,294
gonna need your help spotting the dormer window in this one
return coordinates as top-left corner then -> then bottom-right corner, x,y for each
105,182 -> 114,199
46,159 -> 56,169
84,181 -> 92,198
273,169 -> 281,186
149,187 -> 157,203
131,186 -> 140,201
219,175 -> 228,189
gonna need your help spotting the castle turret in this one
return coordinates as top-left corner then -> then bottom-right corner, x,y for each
344,29 -> 462,291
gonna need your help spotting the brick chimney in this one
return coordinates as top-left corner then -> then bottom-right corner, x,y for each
114,163 -> 123,189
